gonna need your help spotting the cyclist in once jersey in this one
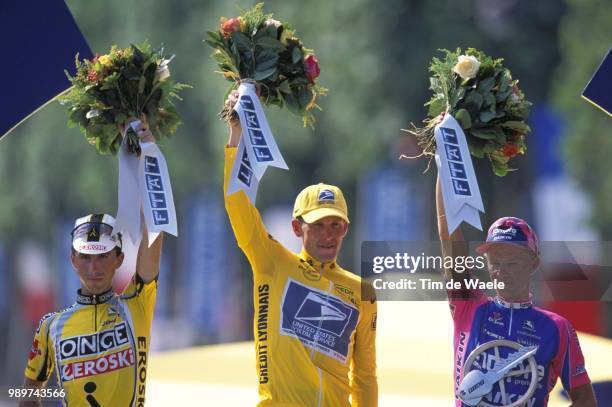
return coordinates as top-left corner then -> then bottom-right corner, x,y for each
223,92 -> 378,406
21,125 -> 163,407
435,176 -> 597,406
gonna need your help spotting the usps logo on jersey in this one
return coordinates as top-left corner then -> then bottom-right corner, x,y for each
318,189 -> 335,203
280,279 -> 359,363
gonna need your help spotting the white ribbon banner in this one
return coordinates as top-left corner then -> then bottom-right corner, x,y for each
226,82 -> 288,203
434,114 -> 484,235
116,120 -> 177,245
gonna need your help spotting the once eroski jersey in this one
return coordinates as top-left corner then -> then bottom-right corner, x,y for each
25,274 -> 157,406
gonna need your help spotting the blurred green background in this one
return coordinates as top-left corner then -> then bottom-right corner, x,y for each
1,0 -> 611,389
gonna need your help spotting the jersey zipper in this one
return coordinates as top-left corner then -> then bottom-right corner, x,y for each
93,294 -> 98,331
316,367 -> 323,407
508,307 -> 513,337
310,280 -> 333,406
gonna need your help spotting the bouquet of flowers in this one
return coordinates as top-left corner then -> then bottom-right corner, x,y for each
205,3 -> 327,128
410,48 -> 532,176
60,42 -> 189,154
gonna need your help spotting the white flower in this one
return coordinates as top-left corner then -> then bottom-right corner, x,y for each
265,18 -> 281,29
452,55 -> 481,80
85,109 -> 100,119
156,58 -> 172,82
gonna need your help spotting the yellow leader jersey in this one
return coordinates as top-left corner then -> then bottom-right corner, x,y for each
224,147 -> 378,406
24,274 -> 157,406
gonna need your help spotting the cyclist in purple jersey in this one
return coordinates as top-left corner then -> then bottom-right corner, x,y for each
436,176 -> 597,407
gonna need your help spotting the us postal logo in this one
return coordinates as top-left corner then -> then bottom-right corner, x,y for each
318,189 -> 335,202
280,279 -> 359,363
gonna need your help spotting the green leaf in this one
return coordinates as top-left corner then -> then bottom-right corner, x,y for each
496,88 -> 512,102
255,54 -> 279,72
68,108 -> 87,127
501,121 -> 530,133
426,97 -> 446,117
493,164 -> 508,177
131,45 -> 146,65
291,47 -> 303,64
297,87 -> 313,109
469,145 -> 485,158
490,154 -> 510,176
205,31 -> 223,46
499,73 -> 511,92
479,110 -> 497,123
256,48 -> 278,63
482,92 -> 496,108
477,77 -> 495,92
455,108 -> 472,129
253,25 -> 278,41
467,137 -> 486,158
123,64 -> 141,80
283,92 -> 301,115
253,67 -> 277,81
455,87 -> 467,103
289,77 -> 310,87
256,36 -> 284,50
464,91 -> 483,109
231,32 -> 253,53
212,50 -> 232,65
138,76 -> 146,94
278,79 -> 291,94
469,127 -> 502,140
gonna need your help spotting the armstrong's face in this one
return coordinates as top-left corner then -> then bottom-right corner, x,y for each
292,216 -> 349,263
71,250 -> 124,295
485,244 -> 539,299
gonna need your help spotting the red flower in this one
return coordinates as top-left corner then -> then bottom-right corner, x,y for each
502,143 -> 519,158
304,54 -> 320,83
221,18 -> 241,37
87,69 -> 100,83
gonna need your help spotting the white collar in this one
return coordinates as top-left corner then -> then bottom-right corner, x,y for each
495,295 -> 533,309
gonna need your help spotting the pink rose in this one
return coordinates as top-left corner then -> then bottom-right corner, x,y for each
221,18 -> 241,37
304,54 -> 320,83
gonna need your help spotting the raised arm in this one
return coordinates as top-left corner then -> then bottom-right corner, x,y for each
135,211 -> 163,283
130,118 -> 164,284
223,91 -> 278,271
436,174 -> 470,282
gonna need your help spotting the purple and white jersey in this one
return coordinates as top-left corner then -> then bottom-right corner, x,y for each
450,289 -> 591,406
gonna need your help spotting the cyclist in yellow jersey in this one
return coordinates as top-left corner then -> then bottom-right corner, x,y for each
21,124 -> 163,407
224,92 -> 378,406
